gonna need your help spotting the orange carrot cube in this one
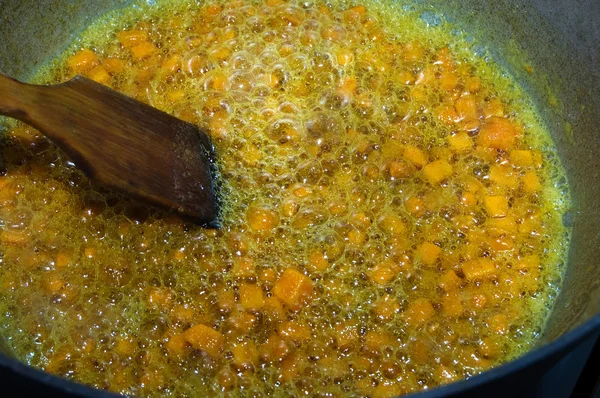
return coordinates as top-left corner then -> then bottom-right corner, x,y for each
404,145 -> 428,168
462,258 -> 496,280
418,242 -> 441,266
448,132 -> 473,152
273,268 -> 314,311
423,160 -> 453,184
117,30 -> 149,47
183,324 -> 224,358
67,49 -> 99,73
239,283 -> 265,310
404,298 -> 435,327
522,171 -> 542,193
484,196 -> 508,218
477,117 -> 518,150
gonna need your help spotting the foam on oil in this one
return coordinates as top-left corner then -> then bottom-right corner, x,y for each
0,0 -> 570,396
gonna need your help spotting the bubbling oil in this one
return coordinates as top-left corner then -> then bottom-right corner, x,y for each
0,0 -> 569,396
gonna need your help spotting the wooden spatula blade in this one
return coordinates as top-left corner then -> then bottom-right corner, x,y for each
5,75 -> 219,224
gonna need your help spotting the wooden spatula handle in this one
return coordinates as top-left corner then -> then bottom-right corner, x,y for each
0,73 -> 219,224
0,73 -> 33,121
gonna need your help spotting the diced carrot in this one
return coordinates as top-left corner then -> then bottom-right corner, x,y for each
379,214 -> 405,235
348,5 -> 366,15
166,333 -> 187,357
487,216 -> 518,236
404,145 -> 428,168
84,246 -> 97,258
437,365 -> 459,384
321,25 -> 345,42
55,250 -> 72,269
417,242 -> 441,266
263,296 -> 286,320
172,249 -> 185,261
217,291 -> 236,313
336,48 -> 354,66
103,58 -> 125,74
239,283 -> 265,310
343,6 -> 366,23
441,294 -> 463,317
515,254 -> 540,270
166,90 -> 186,103
423,160 -> 453,184
42,271 -> 64,293
387,160 -> 413,179
402,41 -> 424,62
483,98 -> 505,118
205,3 -> 224,14
162,54 -> 181,73
455,95 -> 478,120
467,76 -> 482,93
292,184 -> 313,198
273,268 -> 314,311
440,71 -> 458,91
347,228 -> 366,245
130,42 -> 156,60
488,236 -> 514,251
373,383 -> 405,398
471,294 -> 488,309
261,334 -> 290,362
117,30 -> 149,48
67,49 -> 99,73
405,196 -> 424,216
263,72 -> 280,88
462,258 -> 496,280
328,200 -> 347,215
247,206 -> 280,231
231,341 -> 259,369
86,65 -> 110,84
460,192 -> 477,207
183,324 -> 224,358
334,320 -> 359,349
435,105 -> 461,126
448,132 -> 473,152
363,330 -> 395,354
228,311 -> 258,333
278,321 -> 311,342
115,337 -> 135,356
307,248 -> 329,272
522,171 -> 541,193
280,352 -> 305,382
489,164 -> 519,188
211,46 -> 232,62
510,150 -> 534,167
0,229 -> 28,245
170,304 -> 195,323
484,196 -> 508,218
147,287 -> 173,309
370,262 -> 398,285
372,295 -> 400,321
404,298 -> 435,327
477,117 -> 518,150
479,336 -> 501,358
438,270 -> 462,292
338,76 -> 357,94
487,314 -> 508,335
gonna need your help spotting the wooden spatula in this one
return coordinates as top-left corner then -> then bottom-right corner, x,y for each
0,73 -> 218,224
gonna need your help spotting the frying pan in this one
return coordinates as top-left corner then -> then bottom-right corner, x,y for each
0,0 -> 599,396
